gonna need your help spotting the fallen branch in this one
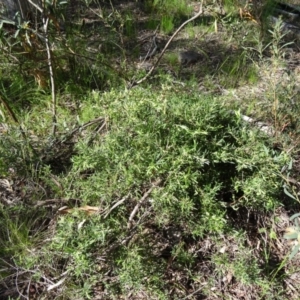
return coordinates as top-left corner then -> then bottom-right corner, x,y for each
42,16 -> 57,136
127,178 -> 162,229
129,0 -> 204,88
104,193 -> 130,219
67,116 -> 106,138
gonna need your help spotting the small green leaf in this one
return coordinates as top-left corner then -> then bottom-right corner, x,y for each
283,185 -> 297,201
0,19 -> 16,26
290,213 -> 300,222
284,232 -> 298,240
14,29 -> 20,39
289,244 -> 300,260
288,159 -> 293,170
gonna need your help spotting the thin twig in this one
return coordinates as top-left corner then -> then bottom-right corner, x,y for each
129,1 -> 204,88
47,276 -> 67,291
95,119 -> 107,134
0,96 -> 20,125
127,179 -> 162,229
140,26 -> 159,62
180,287 -> 203,300
29,0 -> 57,136
60,117 -> 106,147
67,117 -> 105,138
87,118 -> 107,146
106,205 -> 154,253
15,268 -> 28,300
26,276 -> 32,299
34,198 -> 74,208
26,0 -> 43,13
104,193 -> 130,218
42,14 -> 57,136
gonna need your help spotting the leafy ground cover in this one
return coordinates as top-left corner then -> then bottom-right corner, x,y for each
1,0 -> 300,299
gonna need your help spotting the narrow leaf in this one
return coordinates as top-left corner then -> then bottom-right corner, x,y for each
288,159 -> 293,170
289,244 -> 300,260
283,185 -> 297,201
290,213 -> 300,221
284,232 -> 298,240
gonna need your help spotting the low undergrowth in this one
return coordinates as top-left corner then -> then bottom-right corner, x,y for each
0,87 -> 294,299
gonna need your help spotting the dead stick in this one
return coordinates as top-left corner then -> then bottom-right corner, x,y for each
104,193 -> 130,218
67,116 -> 105,138
127,179 -> 162,229
129,0 -> 204,88
42,15 -> 57,136
26,0 -> 42,13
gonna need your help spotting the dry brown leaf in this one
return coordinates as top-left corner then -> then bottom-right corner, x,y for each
79,205 -> 99,215
58,205 -> 99,215
32,69 -> 48,88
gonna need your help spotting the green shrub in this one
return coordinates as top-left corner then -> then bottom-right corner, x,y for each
0,79 -> 290,299
71,88 -> 286,214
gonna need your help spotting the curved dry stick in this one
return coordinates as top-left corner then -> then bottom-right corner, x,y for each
129,0 -> 204,88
